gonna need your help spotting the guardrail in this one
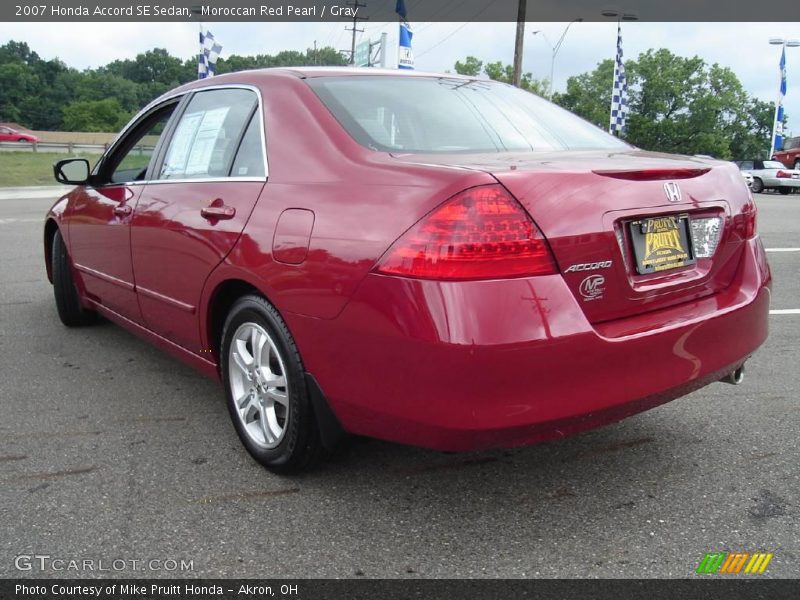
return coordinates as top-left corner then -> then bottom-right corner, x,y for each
0,141 -> 107,154
0,141 -> 154,155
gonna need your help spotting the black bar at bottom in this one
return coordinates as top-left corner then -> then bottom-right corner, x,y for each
2,579 -> 799,600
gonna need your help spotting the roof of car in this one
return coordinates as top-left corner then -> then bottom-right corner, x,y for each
268,67 -> 477,80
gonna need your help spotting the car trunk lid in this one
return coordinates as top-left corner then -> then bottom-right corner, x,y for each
391,149 -> 751,324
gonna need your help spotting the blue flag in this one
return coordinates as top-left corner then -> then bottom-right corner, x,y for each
773,47 -> 787,154
396,0 -> 413,70
198,30 -> 222,80
609,23 -> 628,136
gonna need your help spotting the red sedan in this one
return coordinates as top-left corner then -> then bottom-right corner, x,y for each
45,69 -> 771,473
0,126 -> 38,143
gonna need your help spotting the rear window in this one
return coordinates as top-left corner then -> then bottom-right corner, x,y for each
307,76 -> 628,154
764,161 -> 785,169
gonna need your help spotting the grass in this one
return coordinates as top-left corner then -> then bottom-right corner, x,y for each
0,151 -> 99,188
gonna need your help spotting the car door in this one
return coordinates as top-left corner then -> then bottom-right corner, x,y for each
0,127 -> 12,142
130,86 -> 267,353
67,99 -> 181,321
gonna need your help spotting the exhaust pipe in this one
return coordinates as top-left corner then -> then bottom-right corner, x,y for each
721,364 -> 745,385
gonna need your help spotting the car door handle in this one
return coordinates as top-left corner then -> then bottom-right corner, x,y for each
113,204 -> 132,217
201,203 -> 236,220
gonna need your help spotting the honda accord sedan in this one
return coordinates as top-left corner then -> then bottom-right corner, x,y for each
45,69 -> 771,472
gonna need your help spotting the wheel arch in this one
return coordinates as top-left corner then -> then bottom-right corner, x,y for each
202,272 -> 348,449
43,218 -> 59,283
204,278 -> 263,363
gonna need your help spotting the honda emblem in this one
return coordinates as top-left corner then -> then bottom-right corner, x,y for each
664,181 -> 682,203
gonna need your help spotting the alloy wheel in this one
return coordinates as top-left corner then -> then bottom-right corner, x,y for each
228,322 -> 290,449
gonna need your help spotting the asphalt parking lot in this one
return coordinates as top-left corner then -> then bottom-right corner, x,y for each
0,188 -> 797,579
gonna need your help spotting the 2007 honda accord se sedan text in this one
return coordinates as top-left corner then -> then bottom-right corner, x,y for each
44,68 -> 771,473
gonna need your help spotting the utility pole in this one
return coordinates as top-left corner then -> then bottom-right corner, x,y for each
346,1 -> 368,65
313,40 -> 318,64
512,0 -> 527,87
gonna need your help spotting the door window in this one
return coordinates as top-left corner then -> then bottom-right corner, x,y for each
159,88 -> 259,180
105,105 -> 177,184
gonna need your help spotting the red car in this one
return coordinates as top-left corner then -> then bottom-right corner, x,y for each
45,69 -> 771,473
0,126 -> 38,143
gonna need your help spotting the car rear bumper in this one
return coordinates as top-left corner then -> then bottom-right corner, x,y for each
286,237 -> 771,451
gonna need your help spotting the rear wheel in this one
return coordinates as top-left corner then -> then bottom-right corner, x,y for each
751,178 -> 764,193
220,294 -> 322,473
51,229 -> 96,326
17,138 -> 29,143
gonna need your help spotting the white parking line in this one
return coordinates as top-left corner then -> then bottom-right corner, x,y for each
0,218 -> 41,225
770,309 -> 800,315
766,248 -> 800,252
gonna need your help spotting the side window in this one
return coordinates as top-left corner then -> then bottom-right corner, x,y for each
106,105 -> 176,184
159,88 -> 258,180
754,161 -> 763,170
739,161 -> 754,170
230,114 -> 266,178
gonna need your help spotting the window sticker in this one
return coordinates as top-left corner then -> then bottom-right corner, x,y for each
161,107 -> 230,178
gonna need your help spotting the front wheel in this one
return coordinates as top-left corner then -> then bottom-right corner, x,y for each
220,295 -> 322,473
751,178 -> 764,193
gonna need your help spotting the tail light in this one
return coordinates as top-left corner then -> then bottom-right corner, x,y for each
375,184 -> 557,280
776,170 -> 792,178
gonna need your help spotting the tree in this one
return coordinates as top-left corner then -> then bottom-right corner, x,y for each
62,99 -> 131,132
454,56 -> 483,77
554,49 -> 777,159
554,59 -> 614,128
453,55 -> 548,96
0,40 -> 347,131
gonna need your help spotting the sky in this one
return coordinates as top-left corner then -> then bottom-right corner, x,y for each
0,21 -> 798,137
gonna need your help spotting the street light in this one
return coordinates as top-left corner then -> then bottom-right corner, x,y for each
768,38 -> 800,158
531,18 -> 583,99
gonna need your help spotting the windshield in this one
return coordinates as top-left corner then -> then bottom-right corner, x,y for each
764,161 -> 785,169
307,76 -> 629,154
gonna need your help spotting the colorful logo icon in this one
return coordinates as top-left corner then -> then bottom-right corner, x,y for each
696,552 -> 773,575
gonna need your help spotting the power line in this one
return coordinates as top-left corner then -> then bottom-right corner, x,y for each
344,1 -> 368,65
414,0 -> 467,34
416,0 -> 503,59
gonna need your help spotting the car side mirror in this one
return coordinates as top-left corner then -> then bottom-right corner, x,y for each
53,158 -> 90,185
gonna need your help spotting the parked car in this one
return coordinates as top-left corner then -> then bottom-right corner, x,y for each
734,159 -> 800,194
45,69 -> 771,472
0,126 -> 38,143
772,136 -> 800,170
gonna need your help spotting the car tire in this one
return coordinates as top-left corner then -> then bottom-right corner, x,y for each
751,178 -> 764,193
17,138 -> 29,143
51,229 -> 96,326
779,187 -> 791,195
220,294 -> 322,474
